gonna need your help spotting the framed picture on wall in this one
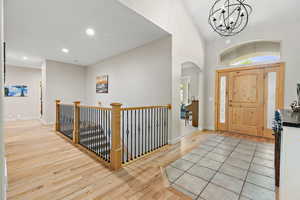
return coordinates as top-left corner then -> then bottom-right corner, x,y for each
4,85 -> 28,97
96,75 -> 108,93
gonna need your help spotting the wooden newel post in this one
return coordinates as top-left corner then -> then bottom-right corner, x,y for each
110,102 -> 122,170
55,100 -> 61,131
73,101 -> 81,144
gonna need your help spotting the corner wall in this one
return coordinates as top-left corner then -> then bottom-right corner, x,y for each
118,0 -> 205,143
85,37 -> 172,107
42,60 -> 86,124
204,22 -> 300,130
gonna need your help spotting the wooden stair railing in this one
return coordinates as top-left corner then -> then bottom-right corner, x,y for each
55,100 -> 171,170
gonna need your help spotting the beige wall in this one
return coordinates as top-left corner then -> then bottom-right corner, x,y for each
119,0 -> 205,143
4,65 -> 41,121
86,37 -> 172,107
42,60 -> 86,124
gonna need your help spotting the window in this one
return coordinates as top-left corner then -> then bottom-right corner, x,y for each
232,55 -> 280,66
220,41 -> 281,66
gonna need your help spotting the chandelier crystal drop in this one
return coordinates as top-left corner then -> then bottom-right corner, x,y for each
208,0 -> 252,37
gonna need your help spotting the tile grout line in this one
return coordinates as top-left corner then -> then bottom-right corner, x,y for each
196,136 -> 241,200
170,148 -> 212,196
194,135 -> 227,200
167,134 -> 275,200
237,141 -> 258,200
171,135 -> 223,198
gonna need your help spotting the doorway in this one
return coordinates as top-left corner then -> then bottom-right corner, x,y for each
180,62 -> 202,136
215,62 -> 285,138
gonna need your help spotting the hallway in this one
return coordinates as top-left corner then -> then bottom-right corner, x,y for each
5,120 -> 186,200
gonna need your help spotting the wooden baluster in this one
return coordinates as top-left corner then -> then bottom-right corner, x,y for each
110,103 -> 122,170
55,100 -> 61,132
73,101 -> 81,144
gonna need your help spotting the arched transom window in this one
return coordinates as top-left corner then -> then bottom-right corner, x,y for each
220,41 -> 281,66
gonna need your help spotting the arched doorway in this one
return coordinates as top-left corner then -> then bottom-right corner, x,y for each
180,61 -> 204,136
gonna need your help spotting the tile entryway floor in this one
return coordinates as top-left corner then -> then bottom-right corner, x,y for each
165,134 -> 275,200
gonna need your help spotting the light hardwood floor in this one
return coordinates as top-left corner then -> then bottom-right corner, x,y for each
5,120 -> 274,200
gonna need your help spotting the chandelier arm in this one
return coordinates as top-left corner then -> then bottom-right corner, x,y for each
243,3 -> 252,14
231,14 -> 248,35
233,3 -> 250,34
211,0 -> 221,15
222,12 -> 227,28
233,14 -> 244,31
211,20 -> 221,34
225,3 -> 244,19
223,3 -> 249,23
211,18 -> 227,36
236,0 -> 252,14
231,8 -> 241,30
210,7 -> 223,16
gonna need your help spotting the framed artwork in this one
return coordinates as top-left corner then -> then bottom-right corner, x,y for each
4,85 -> 28,97
96,75 -> 108,93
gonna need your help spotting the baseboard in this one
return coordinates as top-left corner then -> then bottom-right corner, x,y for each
40,119 -> 54,125
198,126 -> 204,131
4,117 -> 40,122
169,136 -> 182,144
170,125 -> 215,144
170,129 -> 199,144
204,126 -> 215,131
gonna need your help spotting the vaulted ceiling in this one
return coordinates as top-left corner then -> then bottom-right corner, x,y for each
6,0 -> 169,67
183,0 -> 300,40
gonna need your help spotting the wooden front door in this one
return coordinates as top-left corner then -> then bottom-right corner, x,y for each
228,69 -> 264,136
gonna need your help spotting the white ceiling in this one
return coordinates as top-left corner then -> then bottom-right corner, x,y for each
183,0 -> 300,40
6,0 -> 169,67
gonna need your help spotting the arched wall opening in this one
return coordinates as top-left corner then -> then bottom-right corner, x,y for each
179,61 -> 204,137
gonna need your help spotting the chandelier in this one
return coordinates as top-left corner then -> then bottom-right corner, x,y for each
208,0 -> 252,37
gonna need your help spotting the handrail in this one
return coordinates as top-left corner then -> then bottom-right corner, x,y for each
55,100 -> 171,170
121,104 -> 171,110
59,103 -> 73,106
78,105 -> 112,110
77,104 -> 172,111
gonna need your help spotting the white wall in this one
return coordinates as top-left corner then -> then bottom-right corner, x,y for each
118,0 -> 205,143
0,0 -> 5,198
204,22 -> 300,130
181,65 -> 200,101
3,65 -> 41,121
42,60 -> 86,124
86,37 -> 172,107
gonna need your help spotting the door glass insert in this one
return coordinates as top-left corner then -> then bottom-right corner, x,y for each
220,76 -> 227,123
267,72 -> 277,129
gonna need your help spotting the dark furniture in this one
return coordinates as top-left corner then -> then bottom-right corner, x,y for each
185,100 -> 199,127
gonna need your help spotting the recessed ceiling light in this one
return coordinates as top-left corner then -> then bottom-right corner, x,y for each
86,28 -> 95,36
61,48 -> 69,53
23,56 -> 28,60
